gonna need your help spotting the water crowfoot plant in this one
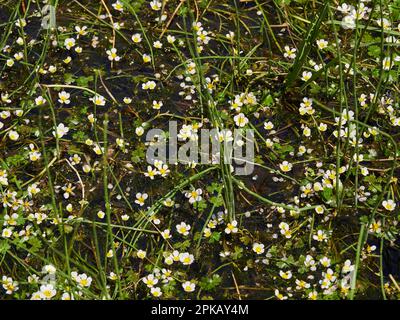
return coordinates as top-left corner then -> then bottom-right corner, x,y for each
0,0 -> 399,301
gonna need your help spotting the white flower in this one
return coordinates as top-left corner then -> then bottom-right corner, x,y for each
35,96 -> 46,106
135,193 -> 148,206
377,18 -> 391,30
14,52 -> 23,61
90,94 -> 106,106
353,153 -> 364,162
182,281 -> 195,292
143,54 -> 151,63
382,199 -> 396,211
0,170 -> 8,186
161,229 -> 172,239
316,39 -> 328,49
75,25 -> 88,36
279,270 -> 292,279
163,198 -> 174,207
234,113 -> 249,127
62,183 -> 75,199
264,121 -> 274,130
157,164 -> 170,177
142,274 -> 158,288
42,265 -> 56,274
284,46 -> 296,59
275,289 -> 287,300
342,260 -> 354,273
304,255 -> 316,270
63,56 -> 72,64
252,243 -> 265,254
8,130 -> 19,141
382,57 -> 393,71
318,123 -> 327,131
279,161 -> 292,172
142,81 -> 156,90
53,123 -> 69,138
132,33 -> 142,43
27,183 -> 40,197
150,0 -> 162,10
152,100 -> 163,110
112,0 -> 124,11
320,257 -> 331,267
1,93 -> 11,103
93,144 -> 103,155
303,126 -> 311,137
15,18 -> 26,27
217,130 -> 233,143
64,38 -> 76,50
295,279 -> 310,290
313,230 -> 328,242
88,114 -> 95,124
106,250 -> 114,258
301,71 -> 312,81
167,35 -> 176,44
2,228 -> 12,238
225,220 -> 238,234
342,15 -> 356,30
6,58 -> 14,67
369,220 -> 382,234
40,284 -> 56,300
136,126 -> 145,136
151,287 -> 162,297
106,48 -> 120,61
153,40 -> 162,49
179,252 -> 194,265
61,292 -> 73,300
122,97 -> 131,104
178,124 -> 194,140
144,166 -> 157,179
0,111 -> 10,119
137,250 -> 147,259
185,189 -> 202,203
97,210 -> 105,219
279,222 -> 292,238
176,222 -> 191,236
360,166 -> 369,176
337,3 -> 352,13
186,61 -> 197,75
315,206 -> 324,214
